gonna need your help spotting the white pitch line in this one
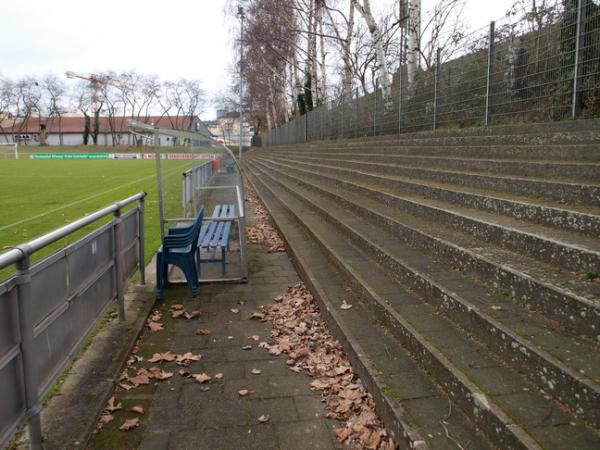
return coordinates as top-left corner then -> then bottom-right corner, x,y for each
0,163 -> 187,233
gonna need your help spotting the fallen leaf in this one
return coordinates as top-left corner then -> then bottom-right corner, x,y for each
106,396 -> 122,413
250,368 -> 262,375
250,312 -> 265,320
231,308 -> 240,314
179,369 -> 191,377
193,373 -> 211,384
250,335 -> 260,341
129,373 -> 150,386
130,405 -> 144,415
334,427 -> 352,442
238,388 -> 250,397
257,414 -> 270,423
184,310 -> 201,320
196,329 -> 211,336
238,299 -> 247,305
148,351 -> 176,363
98,414 -> 114,427
340,300 -> 353,310
491,305 -> 503,311
214,373 -> 224,380
119,418 -> 140,431
242,345 -> 253,350
170,304 -> 184,310
148,321 -> 164,332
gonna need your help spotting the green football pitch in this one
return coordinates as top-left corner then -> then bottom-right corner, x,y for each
0,158 -> 207,277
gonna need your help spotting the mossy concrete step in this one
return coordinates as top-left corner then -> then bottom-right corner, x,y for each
271,151 -> 600,183
244,167 -> 491,450
254,157 -> 600,339
246,161 -> 600,450
261,153 -> 600,237
249,158 -> 600,431
274,154 -> 600,207
270,143 -> 600,161
262,156 -> 600,276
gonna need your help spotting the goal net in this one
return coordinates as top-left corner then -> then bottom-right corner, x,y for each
0,142 -> 18,159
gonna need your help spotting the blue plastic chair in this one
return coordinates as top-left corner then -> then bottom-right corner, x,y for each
156,208 -> 204,300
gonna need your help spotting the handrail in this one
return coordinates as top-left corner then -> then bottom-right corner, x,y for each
0,192 -> 146,270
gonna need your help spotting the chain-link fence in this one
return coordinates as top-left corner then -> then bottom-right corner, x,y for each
263,0 -> 600,146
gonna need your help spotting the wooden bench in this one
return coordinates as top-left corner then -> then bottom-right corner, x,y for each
197,204 -> 235,275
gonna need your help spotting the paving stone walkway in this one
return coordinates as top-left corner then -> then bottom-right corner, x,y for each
89,203 -> 342,450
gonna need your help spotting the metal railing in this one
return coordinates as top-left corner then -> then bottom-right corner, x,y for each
182,161 -> 214,214
0,192 -> 146,450
262,0 -> 600,145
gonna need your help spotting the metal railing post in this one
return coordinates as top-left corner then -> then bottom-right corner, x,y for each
15,254 -> 43,450
113,208 -> 126,322
341,95 -> 345,139
572,0 -> 584,119
305,112 -> 308,142
138,196 -> 146,285
373,78 -> 378,136
433,47 -> 441,130
398,68 -> 403,136
485,21 -> 495,126
355,87 -> 359,137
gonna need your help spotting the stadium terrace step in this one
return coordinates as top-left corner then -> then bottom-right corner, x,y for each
270,152 -> 600,183
261,156 -> 600,277
244,161 -> 600,450
249,157 -> 600,424
244,167 -> 493,450
271,154 -> 600,207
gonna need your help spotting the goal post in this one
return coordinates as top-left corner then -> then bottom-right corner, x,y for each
0,142 -> 18,159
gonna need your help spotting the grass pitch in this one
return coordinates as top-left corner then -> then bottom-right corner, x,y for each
0,158 -> 208,277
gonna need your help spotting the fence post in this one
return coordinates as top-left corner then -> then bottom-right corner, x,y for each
305,112 -> 308,142
485,21 -> 495,126
433,48 -> 441,130
572,0 -> 584,119
373,78 -> 378,136
355,87 -> 359,138
138,195 -> 145,285
341,95 -> 345,139
15,254 -> 43,450
113,208 -> 126,322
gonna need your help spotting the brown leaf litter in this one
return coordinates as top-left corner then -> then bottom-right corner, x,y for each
254,282 -> 396,449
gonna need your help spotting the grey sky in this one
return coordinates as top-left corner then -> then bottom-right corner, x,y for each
0,0 -> 515,119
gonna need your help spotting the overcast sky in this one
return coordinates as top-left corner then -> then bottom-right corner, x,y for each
0,0 -> 516,119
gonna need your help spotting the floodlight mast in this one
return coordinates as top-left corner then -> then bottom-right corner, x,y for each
238,6 -> 245,161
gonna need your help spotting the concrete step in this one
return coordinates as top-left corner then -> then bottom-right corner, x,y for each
245,160 -> 600,449
244,166 -> 493,450
261,156 -> 600,276
259,154 -> 600,238
254,157 -> 600,338
251,158 -> 600,421
269,154 -> 600,207
270,151 -> 600,183
270,143 -> 600,161
296,129 -> 600,148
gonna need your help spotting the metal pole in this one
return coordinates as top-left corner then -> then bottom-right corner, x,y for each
572,0 -> 584,120
138,196 -> 145,285
113,208 -> 126,322
239,7 -> 245,160
15,255 -> 43,450
485,21 -> 495,126
355,87 -> 359,137
374,78 -> 378,136
154,132 -> 165,241
305,112 -> 308,142
433,47 -> 441,130
399,29 -> 404,136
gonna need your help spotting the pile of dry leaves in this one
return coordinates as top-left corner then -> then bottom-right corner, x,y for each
254,283 -> 396,450
245,182 -> 285,253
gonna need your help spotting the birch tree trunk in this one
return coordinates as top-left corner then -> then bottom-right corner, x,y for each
351,0 -> 393,109
406,0 -> 421,94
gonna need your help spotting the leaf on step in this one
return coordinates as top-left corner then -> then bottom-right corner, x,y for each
171,304 -> 184,310
230,308 -> 240,314
250,312 -> 265,320
340,300 -> 353,310
179,369 -> 191,377
214,373 -> 224,380
171,310 -> 185,319
129,373 -> 150,386
130,405 -> 144,415
105,396 -> 122,413
238,388 -> 250,397
148,321 -> 164,332
184,310 -> 201,320
250,368 -> 262,375
242,345 -> 253,350
195,329 -> 211,335
257,414 -> 270,423
193,373 -> 211,384
119,417 -> 140,431
98,413 -> 114,428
